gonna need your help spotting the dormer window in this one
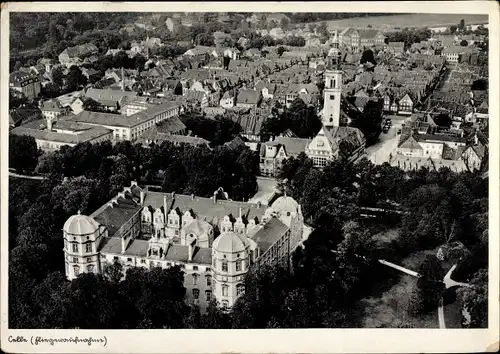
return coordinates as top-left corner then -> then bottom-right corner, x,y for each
317,141 -> 324,147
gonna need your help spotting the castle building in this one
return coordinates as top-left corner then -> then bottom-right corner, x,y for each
63,182 -> 305,311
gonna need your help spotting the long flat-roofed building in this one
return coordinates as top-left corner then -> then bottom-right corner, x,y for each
10,118 -> 113,151
67,102 -> 183,141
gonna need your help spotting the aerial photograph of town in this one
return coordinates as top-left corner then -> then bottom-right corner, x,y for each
5,8 -> 490,335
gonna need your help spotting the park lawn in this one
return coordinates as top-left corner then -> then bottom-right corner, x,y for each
357,272 -> 439,328
355,247 -> 457,328
443,299 -> 464,328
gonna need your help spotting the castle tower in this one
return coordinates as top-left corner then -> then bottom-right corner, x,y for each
63,211 -> 105,280
211,231 -> 257,309
323,30 -> 343,127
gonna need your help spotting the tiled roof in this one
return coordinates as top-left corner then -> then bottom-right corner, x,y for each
138,127 -> 209,147
142,191 -> 268,226
84,88 -> 138,105
9,71 -> 39,85
418,133 -> 467,144
61,43 -> 98,59
69,102 -> 181,128
250,217 -> 289,253
9,107 -> 41,125
322,125 -> 365,156
10,122 -> 112,145
41,99 -> 64,112
398,135 -> 423,149
267,137 -> 309,157
226,112 -> 266,135
185,90 -> 207,103
156,116 -> 186,134
236,89 -> 261,105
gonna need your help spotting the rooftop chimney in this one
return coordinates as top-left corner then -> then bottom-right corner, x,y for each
121,236 -> 128,254
213,191 -> 217,204
191,194 -> 195,200
140,190 -> 145,205
164,195 -> 168,218
188,239 -> 196,262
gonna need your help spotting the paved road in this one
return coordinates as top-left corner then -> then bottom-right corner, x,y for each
364,117 -> 405,165
9,171 -> 44,180
248,176 -> 278,206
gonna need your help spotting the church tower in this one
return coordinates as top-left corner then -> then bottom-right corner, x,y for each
323,30 -> 343,127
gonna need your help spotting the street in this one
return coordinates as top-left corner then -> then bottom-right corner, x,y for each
248,176 -> 278,206
364,115 -> 406,165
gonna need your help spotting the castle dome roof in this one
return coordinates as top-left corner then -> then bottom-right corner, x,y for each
271,195 -> 299,214
212,231 -> 247,254
63,212 -> 99,236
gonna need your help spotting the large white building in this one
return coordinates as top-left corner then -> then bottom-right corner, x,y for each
63,182 -> 305,311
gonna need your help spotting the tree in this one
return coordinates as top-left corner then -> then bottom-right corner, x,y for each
195,33 -> 215,46
360,49 -> 376,66
9,90 -> 29,109
351,100 -> 383,146
81,97 -> 101,112
66,65 -> 87,91
460,39 -> 468,47
457,268 -> 487,328
459,19 -> 465,32
450,25 -> 458,34
9,135 -> 40,174
281,97 -> 322,139
409,255 -> 445,315
277,46 -> 286,57
102,259 -> 124,283
51,66 -> 65,87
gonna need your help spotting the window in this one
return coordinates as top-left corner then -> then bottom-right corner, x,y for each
330,95 -> 335,100
141,259 -> 146,264
127,257 -> 133,262
192,273 -> 199,285
113,256 -> 118,261
317,140 -> 324,147
222,284 -> 228,297
73,266 -> 80,276
205,290 -> 212,301
193,289 -> 200,300
193,265 -> 198,271
166,262 -> 171,267
85,243 -> 92,253
87,257 -> 92,263
73,257 -> 78,263
222,261 -> 228,272
86,264 -> 94,273
72,243 -> 79,253
221,300 -> 229,308
236,260 -> 241,272
236,284 -> 245,296
206,275 -> 212,286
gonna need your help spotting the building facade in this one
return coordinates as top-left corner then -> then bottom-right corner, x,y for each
10,72 -> 41,99
62,182 -> 305,311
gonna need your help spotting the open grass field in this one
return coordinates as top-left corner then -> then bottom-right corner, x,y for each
353,246 -> 463,328
317,14 -> 488,32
